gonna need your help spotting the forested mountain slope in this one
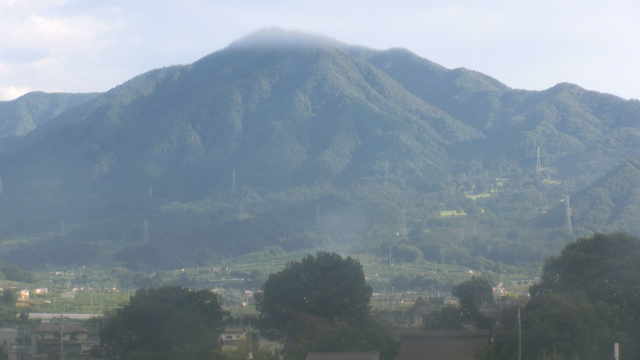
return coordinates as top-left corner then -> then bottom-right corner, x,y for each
0,92 -> 96,152
540,160 -> 640,235
1,29 -> 639,268
0,92 -> 96,138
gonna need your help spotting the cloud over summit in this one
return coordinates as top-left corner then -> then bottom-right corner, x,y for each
0,0 -> 638,101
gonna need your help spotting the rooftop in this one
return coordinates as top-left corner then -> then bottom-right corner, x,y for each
35,323 -> 88,334
306,352 -> 380,360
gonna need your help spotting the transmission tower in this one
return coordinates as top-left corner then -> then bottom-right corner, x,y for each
565,194 -> 574,237
383,161 -> 390,187
536,145 -> 544,174
143,219 -> 150,243
231,168 -> 237,194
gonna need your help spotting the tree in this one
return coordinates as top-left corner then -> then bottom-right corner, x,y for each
422,277 -> 494,331
452,276 -> 494,324
302,317 -> 399,360
522,293 -> 613,360
258,252 -> 372,331
423,305 -> 464,330
487,233 -> 640,360
0,264 -> 35,283
391,244 -> 423,263
532,232 -> 640,302
528,233 -> 640,359
101,286 -> 226,360
258,252 -> 397,360
0,289 -> 17,321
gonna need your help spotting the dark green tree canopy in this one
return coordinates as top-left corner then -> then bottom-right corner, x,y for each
423,305 -> 465,330
0,264 -> 35,283
528,233 -> 640,359
452,276 -> 494,314
522,292 -> 612,360
488,233 -> 640,360
532,232 -> 640,301
101,286 -> 226,360
258,252 -> 372,330
0,289 -> 17,321
258,252 -> 397,360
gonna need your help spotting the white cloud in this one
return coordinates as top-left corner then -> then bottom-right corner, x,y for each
0,0 -> 122,95
0,0 -> 67,11
0,0 -> 638,99
2,12 -> 115,50
0,86 -> 32,101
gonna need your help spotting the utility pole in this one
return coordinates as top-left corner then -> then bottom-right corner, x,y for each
399,205 -> 407,238
518,307 -> 523,360
390,285 -> 395,311
59,317 -> 65,360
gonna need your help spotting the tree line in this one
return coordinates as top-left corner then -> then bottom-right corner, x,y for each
424,232 -> 640,360
100,252 -> 398,360
100,232 -> 640,360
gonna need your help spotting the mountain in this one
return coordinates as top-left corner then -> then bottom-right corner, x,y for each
0,30 -> 481,219
0,91 -> 96,139
0,92 -> 97,155
1,29 -> 639,268
540,160 -> 640,236
366,50 -> 640,183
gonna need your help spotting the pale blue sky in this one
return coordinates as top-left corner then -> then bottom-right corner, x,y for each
1,0 -> 638,100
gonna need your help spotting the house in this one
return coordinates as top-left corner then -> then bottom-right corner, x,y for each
396,330 -> 490,360
219,328 -> 248,351
28,313 -> 101,322
32,323 -> 89,359
18,290 -> 29,302
492,283 -> 507,297
33,288 -> 49,296
438,210 -> 467,217
407,297 -> 439,327
306,352 -> 380,360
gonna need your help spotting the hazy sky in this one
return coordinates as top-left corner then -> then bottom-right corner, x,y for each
1,0 -> 639,101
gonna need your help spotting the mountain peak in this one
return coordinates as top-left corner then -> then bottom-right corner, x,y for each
228,28 -> 344,50
547,82 -> 584,93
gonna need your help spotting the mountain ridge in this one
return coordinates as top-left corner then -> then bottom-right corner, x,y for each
1,29 -> 639,268
0,91 -> 97,138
